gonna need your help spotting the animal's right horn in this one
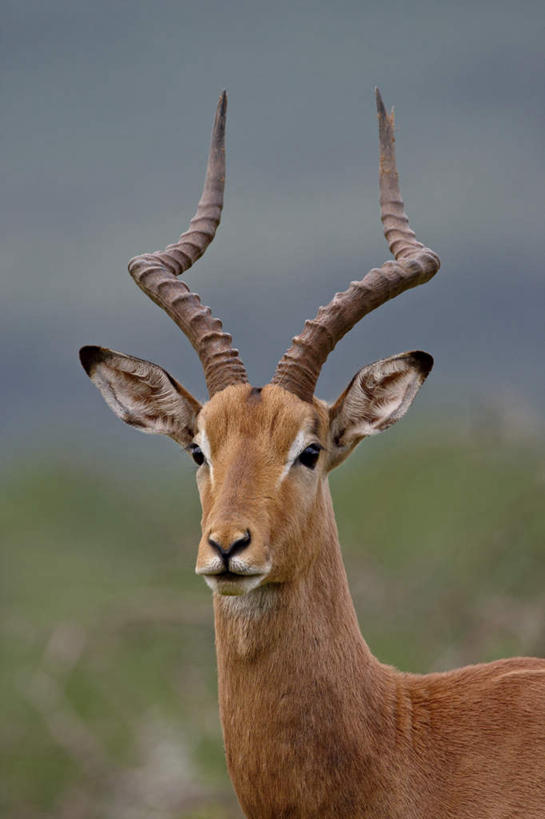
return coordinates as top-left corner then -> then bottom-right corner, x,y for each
128,91 -> 248,397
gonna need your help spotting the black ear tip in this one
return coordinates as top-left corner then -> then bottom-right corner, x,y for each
410,350 -> 434,377
79,345 -> 103,376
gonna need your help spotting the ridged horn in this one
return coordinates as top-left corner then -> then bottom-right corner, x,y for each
271,89 -> 440,402
128,92 -> 248,397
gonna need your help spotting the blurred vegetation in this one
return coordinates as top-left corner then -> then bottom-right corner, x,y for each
2,420 -> 544,818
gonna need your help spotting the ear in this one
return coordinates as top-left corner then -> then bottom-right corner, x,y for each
327,351 -> 433,469
79,346 -> 201,447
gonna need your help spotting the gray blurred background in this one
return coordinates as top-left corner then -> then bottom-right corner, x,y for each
2,1 -> 544,817
3,0 -> 545,454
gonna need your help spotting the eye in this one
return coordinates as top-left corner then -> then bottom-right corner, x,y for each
297,443 -> 322,470
189,444 -> 205,466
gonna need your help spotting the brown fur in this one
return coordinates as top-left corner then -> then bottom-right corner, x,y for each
196,385 -> 545,818
82,367 -> 545,816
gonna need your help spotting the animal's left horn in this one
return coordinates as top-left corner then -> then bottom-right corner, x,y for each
128,91 -> 248,397
271,89 -> 440,402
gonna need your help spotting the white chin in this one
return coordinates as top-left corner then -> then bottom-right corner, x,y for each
204,574 -> 265,596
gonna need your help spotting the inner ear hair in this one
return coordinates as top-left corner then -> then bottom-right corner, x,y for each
79,346 -> 201,446
329,351 -> 433,455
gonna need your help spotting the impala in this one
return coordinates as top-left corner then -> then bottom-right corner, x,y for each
80,91 -> 545,817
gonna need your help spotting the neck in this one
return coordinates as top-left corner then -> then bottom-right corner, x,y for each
213,481 -> 400,817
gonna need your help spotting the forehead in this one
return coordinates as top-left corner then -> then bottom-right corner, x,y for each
198,384 -> 325,453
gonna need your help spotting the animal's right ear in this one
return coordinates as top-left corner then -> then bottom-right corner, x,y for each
79,346 -> 201,447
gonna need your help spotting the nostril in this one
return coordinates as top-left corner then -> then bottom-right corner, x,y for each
207,530 -> 251,564
229,529 -> 251,556
208,535 -> 225,555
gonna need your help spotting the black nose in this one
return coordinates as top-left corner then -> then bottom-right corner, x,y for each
208,530 -> 252,568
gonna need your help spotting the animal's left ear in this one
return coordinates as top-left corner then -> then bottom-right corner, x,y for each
327,351 -> 433,469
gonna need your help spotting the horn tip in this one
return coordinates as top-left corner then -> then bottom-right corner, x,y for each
375,87 -> 394,123
375,87 -> 386,116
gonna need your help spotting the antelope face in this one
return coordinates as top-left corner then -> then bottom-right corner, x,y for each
81,346 -> 432,598
193,384 -> 329,595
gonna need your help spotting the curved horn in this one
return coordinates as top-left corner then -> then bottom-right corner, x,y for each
271,89 -> 440,402
128,92 -> 248,397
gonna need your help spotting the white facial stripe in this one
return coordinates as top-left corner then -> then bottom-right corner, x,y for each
195,426 -> 214,482
277,428 -> 310,485
198,428 -> 212,462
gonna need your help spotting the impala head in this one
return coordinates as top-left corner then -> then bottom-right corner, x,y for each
80,90 -> 439,597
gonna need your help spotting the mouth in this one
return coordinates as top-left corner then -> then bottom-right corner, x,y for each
201,570 -> 267,596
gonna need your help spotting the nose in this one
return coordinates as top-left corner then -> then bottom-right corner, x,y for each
208,529 -> 252,569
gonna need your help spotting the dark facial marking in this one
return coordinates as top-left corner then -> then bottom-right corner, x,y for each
248,387 -> 263,402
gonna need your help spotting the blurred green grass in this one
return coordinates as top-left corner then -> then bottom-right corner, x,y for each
2,422 -> 544,818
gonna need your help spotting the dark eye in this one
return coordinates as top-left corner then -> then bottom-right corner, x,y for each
189,444 -> 205,466
297,443 -> 322,470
